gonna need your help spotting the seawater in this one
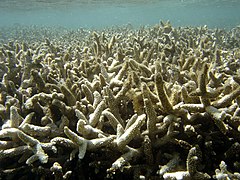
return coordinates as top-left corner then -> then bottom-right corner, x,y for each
0,0 -> 240,29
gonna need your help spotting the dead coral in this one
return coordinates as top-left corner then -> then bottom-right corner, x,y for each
0,23 -> 240,179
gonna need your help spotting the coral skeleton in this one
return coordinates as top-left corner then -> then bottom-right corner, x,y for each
0,22 -> 240,179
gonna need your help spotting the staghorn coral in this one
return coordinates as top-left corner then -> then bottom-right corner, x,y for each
0,22 -> 240,179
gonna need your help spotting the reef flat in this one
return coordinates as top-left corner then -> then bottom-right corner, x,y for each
0,22 -> 240,179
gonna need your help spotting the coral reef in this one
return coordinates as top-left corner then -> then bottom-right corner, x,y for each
0,22 -> 240,179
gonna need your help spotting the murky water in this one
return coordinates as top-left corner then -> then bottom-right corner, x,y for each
0,0 -> 239,29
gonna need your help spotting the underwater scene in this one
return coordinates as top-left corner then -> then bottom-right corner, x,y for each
0,0 -> 240,179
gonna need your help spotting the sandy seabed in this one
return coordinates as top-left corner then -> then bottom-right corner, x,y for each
0,22 -> 240,179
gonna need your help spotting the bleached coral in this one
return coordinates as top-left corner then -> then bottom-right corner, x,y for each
0,22 -> 240,179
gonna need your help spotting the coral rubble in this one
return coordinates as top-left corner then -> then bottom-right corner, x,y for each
0,22 -> 240,179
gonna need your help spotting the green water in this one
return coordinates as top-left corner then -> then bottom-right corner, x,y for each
0,0 -> 240,29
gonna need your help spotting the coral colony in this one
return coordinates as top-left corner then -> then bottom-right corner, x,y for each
0,21 -> 240,179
